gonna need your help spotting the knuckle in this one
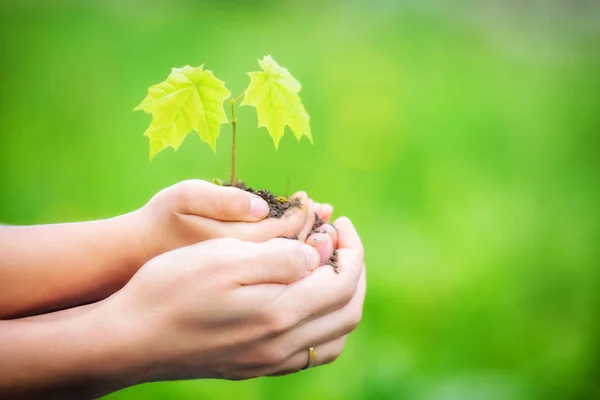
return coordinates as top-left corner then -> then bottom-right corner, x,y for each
286,242 -> 305,268
345,307 -> 363,332
169,181 -> 193,208
261,309 -> 296,338
214,187 -> 248,220
327,351 -> 342,365
329,340 -> 347,364
254,346 -> 286,367
338,280 -> 356,307
320,338 -> 347,366
288,243 -> 306,269
266,239 -> 304,270
172,180 -> 192,195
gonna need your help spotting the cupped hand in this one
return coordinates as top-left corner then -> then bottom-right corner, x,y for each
103,217 -> 364,382
135,180 -> 318,261
306,201 -> 337,263
314,202 -> 334,223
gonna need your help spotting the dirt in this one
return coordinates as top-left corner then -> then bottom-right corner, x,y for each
226,181 -> 302,219
309,213 -> 339,273
328,250 -> 339,274
312,213 -> 325,232
224,180 -> 339,273
281,212 -> 339,274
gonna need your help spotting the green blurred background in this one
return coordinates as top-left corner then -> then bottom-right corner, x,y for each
1,1 -> 599,399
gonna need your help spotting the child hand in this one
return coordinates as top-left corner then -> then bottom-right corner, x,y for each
135,179 -> 319,262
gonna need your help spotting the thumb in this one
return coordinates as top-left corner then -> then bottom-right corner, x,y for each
234,239 -> 320,285
166,180 -> 270,222
306,232 -> 334,266
202,191 -> 313,242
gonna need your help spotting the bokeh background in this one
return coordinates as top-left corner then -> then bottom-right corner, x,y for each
1,0 -> 599,399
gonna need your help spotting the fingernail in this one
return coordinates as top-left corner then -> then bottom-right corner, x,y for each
250,197 -> 269,219
302,245 -> 320,271
318,225 -> 332,234
308,235 -> 323,244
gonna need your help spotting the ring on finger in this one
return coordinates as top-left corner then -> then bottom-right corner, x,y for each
302,346 -> 317,370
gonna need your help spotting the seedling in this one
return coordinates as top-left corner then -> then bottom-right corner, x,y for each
135,56 -> 338,270
134,55 -> 312,186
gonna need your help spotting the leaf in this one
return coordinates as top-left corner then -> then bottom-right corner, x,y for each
241,55 -> 312,149
135,65 -> 231,159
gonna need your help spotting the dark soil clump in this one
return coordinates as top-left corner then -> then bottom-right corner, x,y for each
312,214 -> 325,233
310,212 -> 339,274
226,181 -> 302,219
223,181 -> 339,273
327,250 -> 339,274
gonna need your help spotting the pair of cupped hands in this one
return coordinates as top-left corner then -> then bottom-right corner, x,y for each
108,179 -> 365,383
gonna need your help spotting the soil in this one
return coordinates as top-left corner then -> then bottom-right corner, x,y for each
277,214 -> 338,273
226,181 -> 302,219
328,250 -> 339,274
224,180 -> 339,273
310,214 -> 339,273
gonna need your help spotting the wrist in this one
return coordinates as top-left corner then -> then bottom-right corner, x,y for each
106,209 -> 153,279
65,298 -> 155,396
0,300 -> 149,399
96,290 -> 175,385
79,299 -> 152,393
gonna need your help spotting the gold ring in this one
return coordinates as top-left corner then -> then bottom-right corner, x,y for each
303,346 -> 317,370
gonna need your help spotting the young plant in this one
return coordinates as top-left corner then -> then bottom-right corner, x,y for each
134,55 -> 312,186
135,56 -> 338,271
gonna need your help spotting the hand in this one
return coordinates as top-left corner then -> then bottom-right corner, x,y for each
0,180 -> 331,320
315,202 -> 334,223
306,201 -> 337,264
135,180 -> 318,261
102,217 -> 365,382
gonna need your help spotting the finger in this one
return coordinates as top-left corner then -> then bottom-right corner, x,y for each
273,266 -> 365,357
266,336 -> 347,376
314,202 -> 334,222
334,217 -> 363,254
198,192 -> 314,242
232,238 -> 320,286
170,180 -> 270,222
297,198 -> 317,241
305,233 -> 334,266
313,223 -> 338,249
270,219 -> 364,326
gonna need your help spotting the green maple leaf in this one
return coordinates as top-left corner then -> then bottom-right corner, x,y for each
134,65 -> 231,159
241,55 -> 312,149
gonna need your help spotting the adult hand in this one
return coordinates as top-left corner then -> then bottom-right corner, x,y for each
306,201 -> 337,263
102,217 -> 364,382
314,202 -> 334,222
0,218 -> 363,399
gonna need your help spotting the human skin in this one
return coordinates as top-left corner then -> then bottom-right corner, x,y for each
0,217 -> 365,399
0,180 -> 336,319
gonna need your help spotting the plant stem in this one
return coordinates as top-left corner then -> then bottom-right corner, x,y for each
230,93 -> 244,103
227,94 -> 244,185
230,100 -> 237,185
